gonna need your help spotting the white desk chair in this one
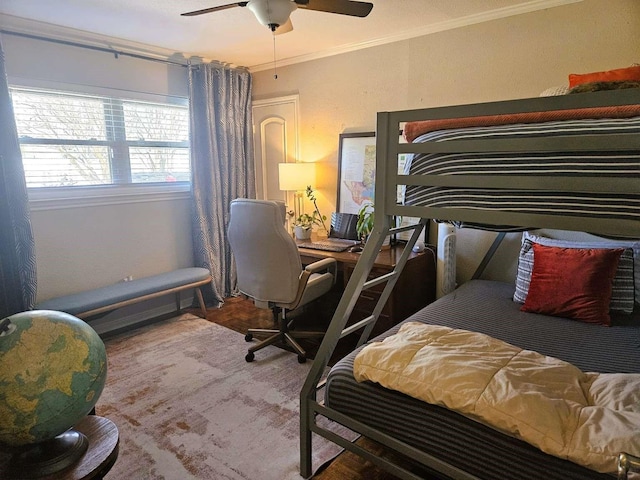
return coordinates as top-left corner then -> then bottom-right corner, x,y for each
228,199 -> 337,363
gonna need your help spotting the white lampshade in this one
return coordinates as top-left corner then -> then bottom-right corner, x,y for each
247,0 -> 297,28
278,163 -> 316,191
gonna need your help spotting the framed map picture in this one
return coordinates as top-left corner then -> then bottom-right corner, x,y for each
337,131 -> 421,240
337,132 -> 376,215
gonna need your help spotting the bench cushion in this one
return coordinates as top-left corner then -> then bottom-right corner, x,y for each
36,267 -> 211,315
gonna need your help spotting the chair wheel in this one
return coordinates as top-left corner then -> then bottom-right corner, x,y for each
245,352 -> 255,362
245,333 -> 253,342
297,355 -> 306,364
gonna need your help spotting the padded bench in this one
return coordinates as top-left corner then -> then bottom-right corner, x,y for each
36,267 -> 211,320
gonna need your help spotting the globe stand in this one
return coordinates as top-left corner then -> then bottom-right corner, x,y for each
6,430 -> 88,478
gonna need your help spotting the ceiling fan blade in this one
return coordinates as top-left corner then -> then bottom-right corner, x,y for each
181,2 -> 248,17
295,0 -> 373,17
275,18 -> 294,35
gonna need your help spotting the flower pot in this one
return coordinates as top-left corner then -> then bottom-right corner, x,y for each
294,226 -> 312,240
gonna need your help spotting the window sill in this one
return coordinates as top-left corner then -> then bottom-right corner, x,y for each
28,183 -> 191,211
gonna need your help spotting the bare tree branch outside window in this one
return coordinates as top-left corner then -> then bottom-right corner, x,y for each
10,88 -> 189,188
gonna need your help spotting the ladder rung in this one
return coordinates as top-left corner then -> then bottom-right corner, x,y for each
363,271 -> 397,290
391,223 -> 423,234
341,314 -> 376,338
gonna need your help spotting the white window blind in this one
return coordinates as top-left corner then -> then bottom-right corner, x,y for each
10,87 -> 190,188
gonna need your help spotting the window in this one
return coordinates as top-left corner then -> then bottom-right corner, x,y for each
10,87 -> 190,188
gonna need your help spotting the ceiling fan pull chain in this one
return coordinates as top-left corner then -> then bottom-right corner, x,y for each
272,33 -> 278,80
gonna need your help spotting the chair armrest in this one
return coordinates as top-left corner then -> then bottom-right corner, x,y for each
305,258 -> 337,284
284,258 -> 338,310
619,452 -> 640,480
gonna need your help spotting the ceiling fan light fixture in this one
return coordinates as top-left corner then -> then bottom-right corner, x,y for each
247,0 -> 296,30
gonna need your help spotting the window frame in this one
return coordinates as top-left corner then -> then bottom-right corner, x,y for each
8,81 -> 191,210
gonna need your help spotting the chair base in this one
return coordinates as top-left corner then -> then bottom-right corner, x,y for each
244,309 -> 324,363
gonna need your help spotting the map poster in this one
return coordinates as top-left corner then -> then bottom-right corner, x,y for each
337,132 -> 376,215
337,131 -> 421,240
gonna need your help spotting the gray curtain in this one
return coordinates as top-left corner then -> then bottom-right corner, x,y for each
189,62 -> 255,305
0,38 -> 37,317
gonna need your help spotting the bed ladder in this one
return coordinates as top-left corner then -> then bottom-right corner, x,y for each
332,214 -> 426,350
300,215 -> 447,480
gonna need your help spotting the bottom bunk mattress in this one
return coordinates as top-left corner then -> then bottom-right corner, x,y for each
324,280 -> 640,480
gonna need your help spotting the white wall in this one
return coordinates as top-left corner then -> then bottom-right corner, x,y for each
2,33 -> 195,333
251,0 -> 640,284
29,199 -> 193,298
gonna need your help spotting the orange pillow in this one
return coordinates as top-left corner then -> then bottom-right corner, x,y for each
521,244 -> 624,325
568,65 -> 640,88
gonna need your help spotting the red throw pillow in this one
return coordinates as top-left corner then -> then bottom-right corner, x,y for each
568,65 -> 640,88
521,244 -> 624,325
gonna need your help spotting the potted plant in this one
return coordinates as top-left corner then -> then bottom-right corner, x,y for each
356,202 -> 392,249
356,202 -> 374,243
292,211 -> 325,240
305,186 -> 328,234
287,187 -> 328,240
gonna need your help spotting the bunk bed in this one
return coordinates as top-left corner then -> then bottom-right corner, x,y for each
300,88 -> 640,480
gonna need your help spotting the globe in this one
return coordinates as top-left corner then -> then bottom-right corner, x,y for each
0,310 -> 107,476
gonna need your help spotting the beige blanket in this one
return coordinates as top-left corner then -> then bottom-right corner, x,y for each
354,322 -> 640,473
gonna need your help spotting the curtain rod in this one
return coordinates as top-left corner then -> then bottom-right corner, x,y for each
0,29 -> 190,68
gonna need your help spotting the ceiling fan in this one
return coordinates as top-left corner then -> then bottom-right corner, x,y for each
181,0 -> 374,33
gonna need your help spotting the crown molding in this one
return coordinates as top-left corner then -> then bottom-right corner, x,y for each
0,13 -> 248,68
1,0 -> 583,73
250,0 -> 583,72
0,13 -> 186,61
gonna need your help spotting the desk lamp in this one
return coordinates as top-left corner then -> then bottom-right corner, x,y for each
278,162 -> 316,221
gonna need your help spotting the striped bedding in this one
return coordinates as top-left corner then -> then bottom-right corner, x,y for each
404,116 -> 640,225
324,280 -> 640,480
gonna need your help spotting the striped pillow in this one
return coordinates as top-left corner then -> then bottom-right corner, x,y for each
514,238 -> 636,314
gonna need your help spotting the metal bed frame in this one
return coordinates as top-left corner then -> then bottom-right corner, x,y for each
300,89 -> 640,480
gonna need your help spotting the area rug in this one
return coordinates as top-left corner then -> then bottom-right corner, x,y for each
96,314 -> 350,479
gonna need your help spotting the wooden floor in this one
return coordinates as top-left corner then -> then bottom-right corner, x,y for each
189,296 -> 439,480
201,295 -> 358,364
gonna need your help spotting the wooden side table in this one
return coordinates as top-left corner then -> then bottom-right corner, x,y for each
0,416 -> 119,480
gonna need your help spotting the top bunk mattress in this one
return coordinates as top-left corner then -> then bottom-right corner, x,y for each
403,114 -> 640,230
325,280 -> 640,480
376,91 -> 640,237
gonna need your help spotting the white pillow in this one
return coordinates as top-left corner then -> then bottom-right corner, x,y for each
539,85 -> 569,97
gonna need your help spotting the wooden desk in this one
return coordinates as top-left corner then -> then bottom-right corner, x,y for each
298,242 -> 436,335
